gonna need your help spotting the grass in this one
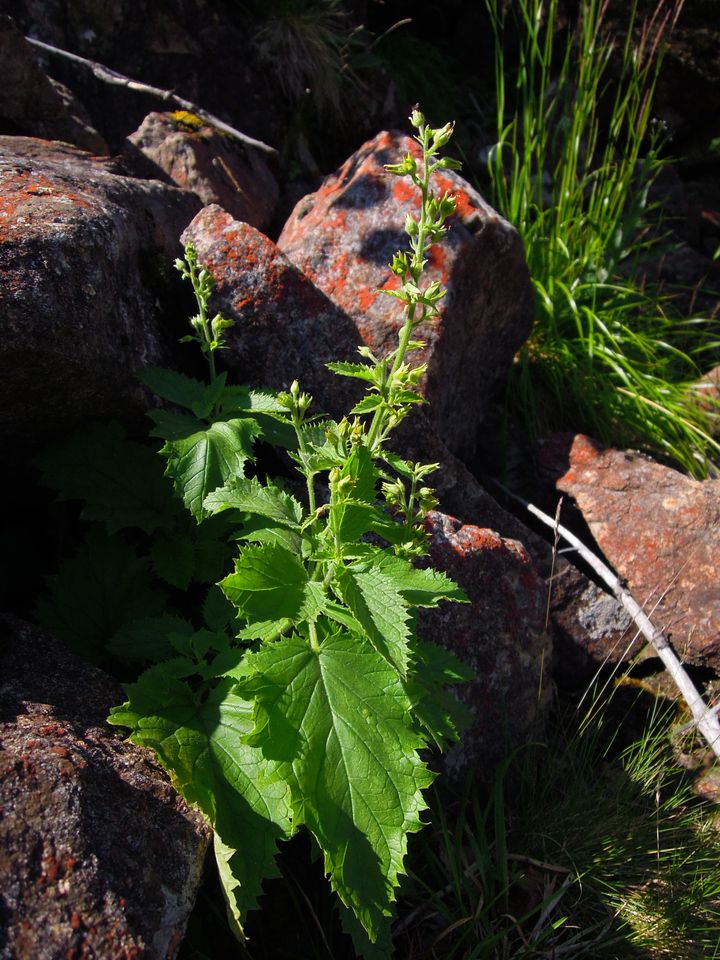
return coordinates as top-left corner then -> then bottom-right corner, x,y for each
483,0 -> 720,476
394,687 -> 720,959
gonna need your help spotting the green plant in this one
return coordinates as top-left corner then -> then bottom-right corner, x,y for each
485,0 -> 720,475
89,113 -> 474,958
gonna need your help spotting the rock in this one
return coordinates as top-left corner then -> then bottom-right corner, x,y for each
541,433 -> 720,670
0,616 -> 211,960
0,16 -> 107,154
181,204 -> 364,418
125,112 -> 279,232
420,511 -> 552,776
277,129 -> 534,461
0,135 -> 201,446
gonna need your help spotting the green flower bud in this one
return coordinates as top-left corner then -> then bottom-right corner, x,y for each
410,108 -> 425,129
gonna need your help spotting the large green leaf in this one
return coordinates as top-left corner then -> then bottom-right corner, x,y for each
335,564 -> 411,676
160,418 -> 262,520
36,530 -> 168,662
235,630 -> 433,944
109,671 -> 293,930
36,422 -> 179,534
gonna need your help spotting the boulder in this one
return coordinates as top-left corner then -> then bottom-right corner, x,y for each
0,16 -> 107,154
125,112 -> 279,232
0,616 -> 211,960
0,136 -> 201,446
420,511 -> 552,776
181,204 -> 364,418
541,433 -> 720,670
277,130 -> 534,460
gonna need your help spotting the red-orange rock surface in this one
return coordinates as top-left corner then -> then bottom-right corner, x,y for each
278,130 -> 534,460
420,511 -> 552,775
181,204 -> 364,417
542,433 -> 720,669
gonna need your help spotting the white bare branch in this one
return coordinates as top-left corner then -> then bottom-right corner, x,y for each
25,36 -> 278,158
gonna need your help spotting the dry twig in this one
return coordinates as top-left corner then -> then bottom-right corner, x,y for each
506,490 -> 720,759
25,36 -> 278,158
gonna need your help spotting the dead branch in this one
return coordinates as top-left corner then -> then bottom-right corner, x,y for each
505,488 -> 720,759
25,36 -> 278,158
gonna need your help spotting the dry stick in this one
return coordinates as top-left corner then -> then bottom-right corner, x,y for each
24,36 -> 278,158
505,489 -> 720,759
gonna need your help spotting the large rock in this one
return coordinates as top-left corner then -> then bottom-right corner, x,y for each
181,204 -> 364,418
542,433 -> 720,670
0,136 -> 201,445
0,617 -> 211,959
420,511 -> 552,775
125,111 -> 279,231
0,16 -> 107,154
277,130 -> 534,460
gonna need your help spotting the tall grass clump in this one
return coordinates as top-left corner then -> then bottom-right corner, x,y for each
485,0 -> 720,476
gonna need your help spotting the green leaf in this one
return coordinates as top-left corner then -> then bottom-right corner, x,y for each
140,367 -> 227,419
220,543 -> 308,624
151,533 -> 195,588
326,361 -> 376,382
107,614 -> 193,663
148,409 -> 203,440
351,395 -> 384,414
237,630 -> 433,943
335,564 -> 411,676
370,553 -> 469,607
332,500 -> 382,543
340,445 -> 378,504
35,422 -> 179,534
161,418 -> 263,520
220,386 -> 288,415
237,522 -> 303,555
109,671 -> 293,929
406,640 -> 474,748
204,478 -> 303,527
203,585 -> 237,632
36,530 -> 168,662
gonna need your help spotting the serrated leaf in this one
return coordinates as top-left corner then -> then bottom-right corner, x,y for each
109,672 -> 293,929
406,641 -> 474,748
220,543 -> 308,624
35,422 -> 179,534
204,478 -> 302,527
340,445 -> 378,504
203,585 -> 237,631
148,409 -> 204,440
326,361 -> 376,382
369,553 -> 469,607
335,565 -> 411,676
236,522 -> 303,555
161,418 -> 263,520
236,618 -> 293,641
140,366 -> 226,418
236,630 -> 433,943
332,500 -> 382,542
36,530 -> 168,662
220,386 -> 288,415
107,614 -> 194,663
351,395 -> 384,414
151,533 -> 195,588
380,450 -> 416,479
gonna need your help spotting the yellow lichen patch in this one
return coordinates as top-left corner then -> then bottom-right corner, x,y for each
169,110 -> 206,132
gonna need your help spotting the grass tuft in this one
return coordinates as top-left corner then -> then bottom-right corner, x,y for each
483,0 -> 720,476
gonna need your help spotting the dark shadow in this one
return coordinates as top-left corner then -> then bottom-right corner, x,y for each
358,227 -> 407,266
